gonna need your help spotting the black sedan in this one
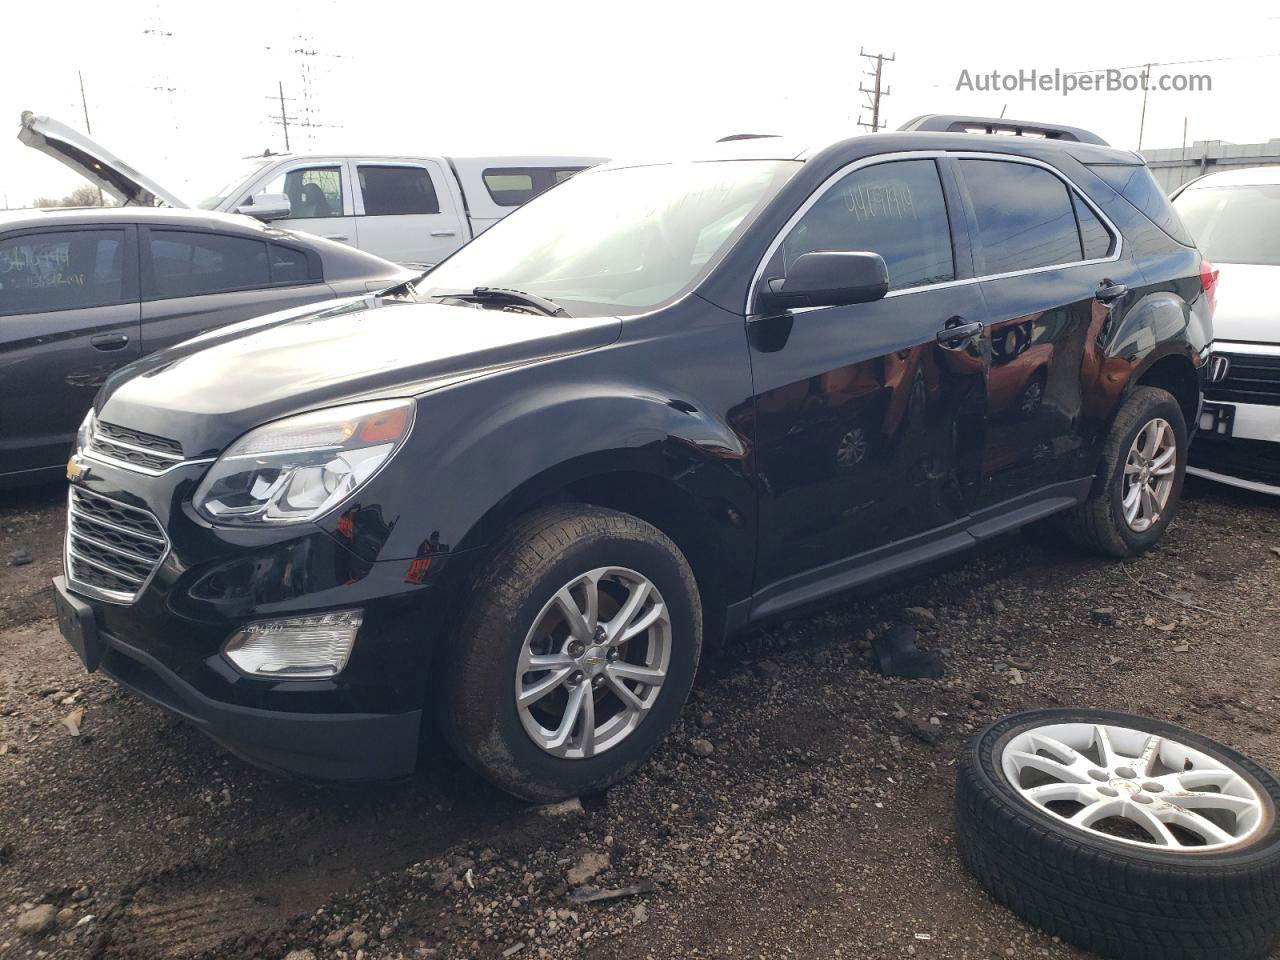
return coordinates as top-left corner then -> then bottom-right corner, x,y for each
0,206 -> 413,486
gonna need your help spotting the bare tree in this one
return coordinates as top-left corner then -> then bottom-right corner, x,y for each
30,185 -> 117,208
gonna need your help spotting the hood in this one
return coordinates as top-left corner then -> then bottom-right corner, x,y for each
97,297 -> 622,458
19,111 -> 186,208
1210,262 -> 1280,346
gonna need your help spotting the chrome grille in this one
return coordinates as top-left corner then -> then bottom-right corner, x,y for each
87,420 -> 185,473
65,487 -> 168,604
1205,352 -> 1280,407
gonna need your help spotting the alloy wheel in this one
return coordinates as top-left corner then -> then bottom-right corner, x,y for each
1122,417 -> 1177,532
1000,720 -> 1268,852
515,566 -> 671,759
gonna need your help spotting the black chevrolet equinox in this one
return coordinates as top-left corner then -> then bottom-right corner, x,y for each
53,115 -> 1216,800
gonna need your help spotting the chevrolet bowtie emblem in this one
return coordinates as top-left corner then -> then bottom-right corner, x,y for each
66,456 -> 85,481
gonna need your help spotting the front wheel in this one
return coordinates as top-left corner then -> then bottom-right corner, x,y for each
438,505 -> 702,801
1065,386 -> 1187,557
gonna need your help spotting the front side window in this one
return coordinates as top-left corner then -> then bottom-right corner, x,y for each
961,160 -> 1084,274
770,158 -> 955,292
1174,184 -> 1280,266
358,165 -> 440,216
148,231 -> 269,298
258,166 -> 344,219
425,160 -> 799,316
0,230 -> 126,316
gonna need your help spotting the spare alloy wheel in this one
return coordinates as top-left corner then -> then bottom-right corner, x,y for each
955,708 -> 1280,960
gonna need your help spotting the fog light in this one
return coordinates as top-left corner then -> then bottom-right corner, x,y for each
224,609 -> 363,679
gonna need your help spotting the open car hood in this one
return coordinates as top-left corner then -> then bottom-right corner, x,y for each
18,111 -> 186,208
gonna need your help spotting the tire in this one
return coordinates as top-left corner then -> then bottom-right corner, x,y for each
955,709 -> 1280,960
438,504 -> 702,801
1065,385 -> 1187,557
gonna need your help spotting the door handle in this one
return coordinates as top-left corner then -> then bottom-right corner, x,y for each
430,230 -> 457,237
323,234 -> 350,242
1095,279 -> 1128,304
90,333 -> 130,351
936,317 -> 983,348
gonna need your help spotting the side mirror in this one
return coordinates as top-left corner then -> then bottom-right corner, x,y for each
237,192 -> 292,221
758,251 -> 889,313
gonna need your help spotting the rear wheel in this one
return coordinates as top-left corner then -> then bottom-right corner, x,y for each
438,505 -> 702,801
1065,386 -> 1187,557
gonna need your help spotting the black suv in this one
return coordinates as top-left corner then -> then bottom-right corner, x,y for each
53,115 -> 1214,801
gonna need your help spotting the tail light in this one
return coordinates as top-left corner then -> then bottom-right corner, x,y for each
1199,257 -> 1219,315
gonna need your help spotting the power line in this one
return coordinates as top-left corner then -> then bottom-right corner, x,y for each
857,48 -> 895,133
1061,51 -> 1280,77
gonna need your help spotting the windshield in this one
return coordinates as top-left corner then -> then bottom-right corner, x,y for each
424,160 -> 799,316
197,160 -> 274,210
1174,184 -> 1280,267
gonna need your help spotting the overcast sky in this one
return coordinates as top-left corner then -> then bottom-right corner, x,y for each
2,0 -> 1278,207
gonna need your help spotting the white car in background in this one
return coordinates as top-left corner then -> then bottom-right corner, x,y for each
1172,165 -> 1280,495
20,112 -> 604,269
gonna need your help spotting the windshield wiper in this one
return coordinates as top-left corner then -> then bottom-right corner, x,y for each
432,286 -> 569,317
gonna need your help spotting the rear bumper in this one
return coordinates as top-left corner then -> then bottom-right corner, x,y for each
96,622 -> 422,782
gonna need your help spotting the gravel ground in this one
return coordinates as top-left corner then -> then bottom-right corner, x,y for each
1,478 -> 1278,960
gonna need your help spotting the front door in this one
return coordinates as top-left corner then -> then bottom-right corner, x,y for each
242,161 -> 359,251
0,225 -> 141,476
747,157 -> 987,593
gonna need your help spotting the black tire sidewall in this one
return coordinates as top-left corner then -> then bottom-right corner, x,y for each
1105,391 -> 1188,554
970,708 -> 1280,868
449,519 -> 701,800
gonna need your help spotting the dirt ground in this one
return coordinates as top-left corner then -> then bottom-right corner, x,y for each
1,477 -> 1278,960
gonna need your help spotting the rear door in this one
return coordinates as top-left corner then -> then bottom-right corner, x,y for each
0,225 -> 140,475
352,161 -> 465,267
747,157 -> 988,591
139,227 -> 335,353
954,156 -> 1143,510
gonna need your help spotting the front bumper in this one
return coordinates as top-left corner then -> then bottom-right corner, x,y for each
56,455 -> 454,781
1189,400 -> 1280,495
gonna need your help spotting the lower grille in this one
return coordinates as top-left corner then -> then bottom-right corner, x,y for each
1205,353 -> 1280,407
65,487 -> 169,603
87,420 -> 185,473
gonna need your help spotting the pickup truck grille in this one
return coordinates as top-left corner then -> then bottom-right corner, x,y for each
1205,353 -> 1280,407
65,488 -> 168,603
87,420 -> 185,473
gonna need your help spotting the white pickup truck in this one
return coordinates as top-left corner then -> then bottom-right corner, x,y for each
20,112 -> 604,268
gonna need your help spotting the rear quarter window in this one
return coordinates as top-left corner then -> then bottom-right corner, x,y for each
1088,163 -> 1195,247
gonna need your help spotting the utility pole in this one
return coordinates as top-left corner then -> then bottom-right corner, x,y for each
1136,62 -> 1153,150
857,48 -> 895,132
1179,115 -> 1189,188
273,80 -> 291,152
78,71 -> 104,206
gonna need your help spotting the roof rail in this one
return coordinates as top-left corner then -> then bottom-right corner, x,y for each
716,133 -> 782,143
898,114 -> 1109,147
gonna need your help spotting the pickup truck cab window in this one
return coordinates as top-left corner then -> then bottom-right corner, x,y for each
357,165 -> 440,216
425,159 -> 799,316
260,165 -> 346,219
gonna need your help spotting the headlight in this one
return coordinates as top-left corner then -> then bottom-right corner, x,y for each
75,407 -> 96,455
193,399 -> 414,525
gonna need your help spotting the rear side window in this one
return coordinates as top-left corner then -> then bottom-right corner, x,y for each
961,160 -> 1083,274
357,166 -> 441,216
148,231 -> 269,298
483,167 -> 587,207
1072,193 -> 1114,260
774,158 -> 955,291
270,244 -> 313,283
1089,163 -> 1195,246
0,230 -> 126,316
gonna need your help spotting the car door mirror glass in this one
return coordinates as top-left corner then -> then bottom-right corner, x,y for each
758,251 -> 889,313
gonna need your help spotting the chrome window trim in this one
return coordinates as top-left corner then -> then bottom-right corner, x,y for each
746,150 -> 1123,315
64,487 -> 171,606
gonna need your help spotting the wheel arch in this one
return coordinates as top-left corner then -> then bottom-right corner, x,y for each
1132,350 -> 1201,428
